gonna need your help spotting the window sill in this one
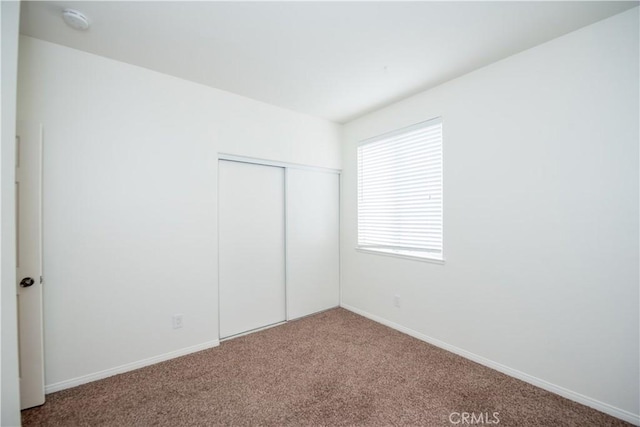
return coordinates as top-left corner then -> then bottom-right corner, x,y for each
356,248 -> 445,265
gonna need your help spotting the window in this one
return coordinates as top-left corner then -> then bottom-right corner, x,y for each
357,117 -> 443,261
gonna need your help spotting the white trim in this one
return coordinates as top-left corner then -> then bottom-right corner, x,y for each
356,248 -> 445,264
284,167 -> 291,322
340,304 -> 640,426
216,160 -> 222,343
45,340 -> 220,394
338,173 -> 343,309
358,116 -> 442,147
218,153 -> 341,175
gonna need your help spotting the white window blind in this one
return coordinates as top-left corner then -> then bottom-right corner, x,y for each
357,118 -> 443,261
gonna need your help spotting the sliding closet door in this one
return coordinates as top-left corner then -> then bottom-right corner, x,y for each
219,160 -> 286,338
286,169 -> 340,320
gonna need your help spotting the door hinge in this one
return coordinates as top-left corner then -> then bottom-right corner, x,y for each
40,276 -> 43,284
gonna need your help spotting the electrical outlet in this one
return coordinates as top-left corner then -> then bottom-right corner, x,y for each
172,314 -> 184,329
394,294 -> 401,308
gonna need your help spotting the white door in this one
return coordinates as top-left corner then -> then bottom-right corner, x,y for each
218,160 -> 286,338
286,169 -> 340,320
16,121 -> 45,409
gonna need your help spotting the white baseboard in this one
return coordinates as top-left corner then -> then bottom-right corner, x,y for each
341,304 -> 640,426
45,340 -> 220,394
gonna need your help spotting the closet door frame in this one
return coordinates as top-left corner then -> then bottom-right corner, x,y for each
217,153 -> 341,330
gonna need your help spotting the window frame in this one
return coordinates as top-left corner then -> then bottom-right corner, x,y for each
356,117 -> 444,263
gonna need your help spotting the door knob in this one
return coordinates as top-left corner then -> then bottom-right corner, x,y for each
20,277 -> 35,288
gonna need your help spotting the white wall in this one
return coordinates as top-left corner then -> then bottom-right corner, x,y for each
16,36 -> 341,390
341,8 -> 639,423
1,1 -> 22,425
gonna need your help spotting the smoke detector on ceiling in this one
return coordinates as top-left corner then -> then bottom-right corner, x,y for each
62,9 -> 90,31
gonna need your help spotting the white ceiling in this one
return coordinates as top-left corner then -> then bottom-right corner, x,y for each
20,1 -> 637,123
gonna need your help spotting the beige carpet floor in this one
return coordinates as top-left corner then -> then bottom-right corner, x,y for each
22,308 -> 630,426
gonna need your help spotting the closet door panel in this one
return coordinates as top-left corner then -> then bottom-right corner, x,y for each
219,160 -> 286,338
286,169 -> 340,320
